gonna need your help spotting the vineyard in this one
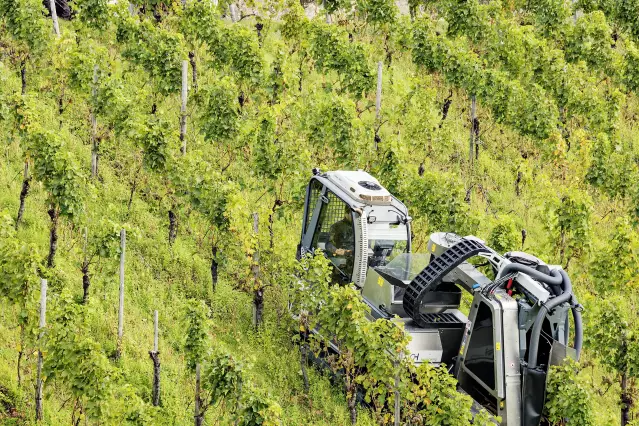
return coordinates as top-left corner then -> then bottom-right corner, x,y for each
0,0 -> 638,424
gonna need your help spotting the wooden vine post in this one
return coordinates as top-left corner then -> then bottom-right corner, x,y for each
374,61 -> 382,150
149,310 -> 161,406
15,160 -> 31,230
180,60 -> 188,155
116,229 -> 126,359
82,227 -> 90,304
35,278 -> 47,422
466,95 -> 477,204
252,213 -> 263,329
90,65 -> 100,179
48,0 -> 60,37
194,363 -> 202,426
469,95 -> 476,167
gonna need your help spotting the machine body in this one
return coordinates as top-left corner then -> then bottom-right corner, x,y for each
298,169 -> 583,426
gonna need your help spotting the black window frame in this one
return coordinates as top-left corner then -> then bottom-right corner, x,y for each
463,301 -> 497,392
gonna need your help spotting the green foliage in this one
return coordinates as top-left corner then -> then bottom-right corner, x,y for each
118,18 -> 184,96
565,12 -> 614,72
308,21 -> 374,98
67,40 -> 108,93
624,41 -> 639,92
84,218 -> 124,260
280,1 -> 307,42
181,2 -> 263,84
237,389 -> 282,426
590,217 -> 639,293
212,25 -> 263,84
403,362 -> 476,425
253,110 -> 287,180
183,299 -> 210,371
585,297 -> 639,379
44,292 -> 114,419
0,0 -> 50,53
403,168 -> 476,234
26,127 -> 84,218
324,0 -> 352,14
306,94 -> 356,163
198,77 -> 240,143
545,190 -> 591,265
440,0 -> 489,41
488,215 -> 520,253
356,0 -> 397,26
412,20 -> 559,140
202,350 -> 243,408
544,359 -> 594,425
586,133 -> 635,198
138,115 -> 173,173
526,0 -> 571,33
72,0 -> 111,31
188,171 -> 236,232
0,214 -> 41,304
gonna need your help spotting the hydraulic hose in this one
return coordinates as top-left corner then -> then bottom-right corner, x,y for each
571,298 -> 583,360
496,263 -> 563,287
528,269 -> 580,368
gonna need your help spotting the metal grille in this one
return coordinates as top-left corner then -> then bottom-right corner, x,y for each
355,213 -> 368,288
317,191 -> 349,233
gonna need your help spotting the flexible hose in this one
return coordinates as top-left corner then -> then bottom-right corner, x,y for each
528,269 -> 577,368
571,301 -> 583,360
496,262 -> 563,286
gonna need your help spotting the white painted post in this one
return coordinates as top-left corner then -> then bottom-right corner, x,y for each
48,0 -> 60,37
117,229 -> 126,358
376,61 -> 383,121
394,360 -> 400,426
229,3 -> 239,22
375,61 -> 383,151
150,310 -> 160,406
154,310 -> 158,353
35,279 -> 47,421
180,60 -> 188,155
251,213 -> 260,328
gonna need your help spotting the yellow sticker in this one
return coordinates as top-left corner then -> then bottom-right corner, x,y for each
431,244 -> 437,253
377,276 -> 384,287
496,342 -> 501,351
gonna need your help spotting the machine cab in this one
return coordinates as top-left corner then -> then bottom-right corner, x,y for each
299,169 -> 411,287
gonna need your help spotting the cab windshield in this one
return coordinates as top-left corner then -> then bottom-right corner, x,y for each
367,222 -> 409,268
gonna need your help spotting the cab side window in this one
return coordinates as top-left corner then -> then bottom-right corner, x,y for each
310,190 -> 355,280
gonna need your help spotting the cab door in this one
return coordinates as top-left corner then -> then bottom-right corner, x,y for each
300,179 -> 356,283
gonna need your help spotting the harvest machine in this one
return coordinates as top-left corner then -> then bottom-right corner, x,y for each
297,169 -> 583,426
